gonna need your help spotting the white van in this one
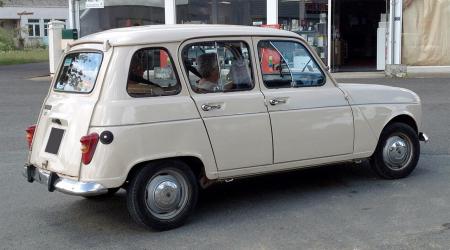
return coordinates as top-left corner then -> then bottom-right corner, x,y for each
24,25 -> 428,230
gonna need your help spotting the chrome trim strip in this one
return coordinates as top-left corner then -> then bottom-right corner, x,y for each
23,166 -> 108,196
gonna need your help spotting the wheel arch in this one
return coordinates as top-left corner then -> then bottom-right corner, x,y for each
384,114 -> 418,134
125,156 -> 207,185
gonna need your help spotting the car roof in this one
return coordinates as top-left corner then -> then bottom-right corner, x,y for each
75,24 -> 302,47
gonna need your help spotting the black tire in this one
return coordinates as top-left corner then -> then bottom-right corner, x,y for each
126,160 -> 198,231
370,122 -> 420,179
83,188 -> 120,199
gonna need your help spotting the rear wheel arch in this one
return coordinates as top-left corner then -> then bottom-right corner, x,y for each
125,156 -> 206,186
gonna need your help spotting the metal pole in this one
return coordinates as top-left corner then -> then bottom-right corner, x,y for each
267,0 -> 278,25
327,0 -> 332,69
164,0 -> 176,24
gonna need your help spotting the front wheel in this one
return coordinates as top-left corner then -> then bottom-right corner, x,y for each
370,122 -> 420,179
126,160 -> 198,231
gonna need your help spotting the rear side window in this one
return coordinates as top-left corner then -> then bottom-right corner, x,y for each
182,41 -> 254,94
54,52 -> 103,93
127,48 -> 181,97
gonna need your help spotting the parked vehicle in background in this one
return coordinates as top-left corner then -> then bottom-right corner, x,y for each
24,25 -> 429,231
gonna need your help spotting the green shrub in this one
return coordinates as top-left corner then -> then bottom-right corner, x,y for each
0,27 -> 15,51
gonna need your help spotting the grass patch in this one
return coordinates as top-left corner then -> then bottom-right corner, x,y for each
0,49 -> 48,65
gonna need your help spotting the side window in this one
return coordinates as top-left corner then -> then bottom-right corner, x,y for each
258,40 -> 325,88
182,41 -> 254,93
127,48 -> 181,97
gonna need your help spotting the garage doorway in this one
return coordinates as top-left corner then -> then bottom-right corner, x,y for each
331,0 -> 387,72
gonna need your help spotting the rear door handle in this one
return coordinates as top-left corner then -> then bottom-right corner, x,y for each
201,103 -> 222,111
269,98 -> 287,106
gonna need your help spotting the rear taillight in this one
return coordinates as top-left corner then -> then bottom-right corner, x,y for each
80,133 -> 99,165
26,125 -> 36,149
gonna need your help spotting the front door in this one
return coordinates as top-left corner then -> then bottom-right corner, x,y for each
254,37 -> 354,164
180,38 -> 273,171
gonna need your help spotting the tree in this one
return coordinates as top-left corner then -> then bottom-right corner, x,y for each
0,1 -> 3,7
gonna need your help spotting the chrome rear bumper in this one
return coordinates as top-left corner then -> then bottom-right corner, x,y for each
23,165 -> 108,196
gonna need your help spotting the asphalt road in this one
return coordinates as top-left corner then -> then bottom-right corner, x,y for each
1,63 -> 449,249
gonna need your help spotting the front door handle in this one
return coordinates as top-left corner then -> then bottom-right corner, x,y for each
201,103 -> 222,111
269,98 -> 287,106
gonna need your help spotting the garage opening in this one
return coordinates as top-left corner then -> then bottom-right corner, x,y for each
332,0 -> 387,72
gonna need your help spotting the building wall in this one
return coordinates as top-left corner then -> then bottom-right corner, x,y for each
0,1 -> 68,47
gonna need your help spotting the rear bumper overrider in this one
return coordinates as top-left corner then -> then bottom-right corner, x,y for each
23,164 -> 108,196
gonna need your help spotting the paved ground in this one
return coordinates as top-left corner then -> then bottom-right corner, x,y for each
1,63 -> 449,249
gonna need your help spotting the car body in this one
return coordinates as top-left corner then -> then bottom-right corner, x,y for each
24,25 -> 428,230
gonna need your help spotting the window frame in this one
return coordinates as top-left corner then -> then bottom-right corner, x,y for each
53,50 -> 104,94
44,19 -> 51,37
181,39 -> 256,94
257,39 -> 327,89
126,47 -> 182,98
27,19 -> 40,37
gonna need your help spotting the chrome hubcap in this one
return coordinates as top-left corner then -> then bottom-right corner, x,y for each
382,134 -> 412,170
145,169 -> 188,219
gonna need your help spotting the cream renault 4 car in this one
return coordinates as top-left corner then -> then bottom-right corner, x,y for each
24,25 -> 429,230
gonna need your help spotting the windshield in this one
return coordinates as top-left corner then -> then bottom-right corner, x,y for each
54,52 -> 103,93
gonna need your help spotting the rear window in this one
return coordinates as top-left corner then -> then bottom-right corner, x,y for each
54,52 -> 103,93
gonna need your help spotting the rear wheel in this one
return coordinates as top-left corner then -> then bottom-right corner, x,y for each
370,122 -> 420,179
126,160 -> 198,231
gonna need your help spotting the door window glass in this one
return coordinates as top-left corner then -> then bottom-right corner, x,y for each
258,40 -> 325,88
127,48 -> 181,97
182,41 -> 253,93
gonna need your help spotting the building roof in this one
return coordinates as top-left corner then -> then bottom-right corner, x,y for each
2,0 -> 68,7
77,24 -> 302,47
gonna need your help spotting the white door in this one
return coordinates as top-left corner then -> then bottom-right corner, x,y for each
180,38 -> 273,171
254,38 -> 354,164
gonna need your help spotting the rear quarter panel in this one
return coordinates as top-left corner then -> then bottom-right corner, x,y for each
83,44 -> 217,187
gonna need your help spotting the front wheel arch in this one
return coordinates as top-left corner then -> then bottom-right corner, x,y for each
384,114 -> 418,135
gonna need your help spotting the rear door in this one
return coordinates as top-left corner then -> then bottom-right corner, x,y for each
180,38 -> 273,171
29,46 -> 109,177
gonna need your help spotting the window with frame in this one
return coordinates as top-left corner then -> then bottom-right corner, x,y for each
54,52 -> 103,93
44,19 -> 51,37
127,48 -> 181,97
258,40 -> 325,89
182,41 -> 254,94
28,19 -> 40,37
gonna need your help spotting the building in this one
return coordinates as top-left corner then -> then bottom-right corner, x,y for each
65,0 -> 448,73
0,0 -> 69,46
